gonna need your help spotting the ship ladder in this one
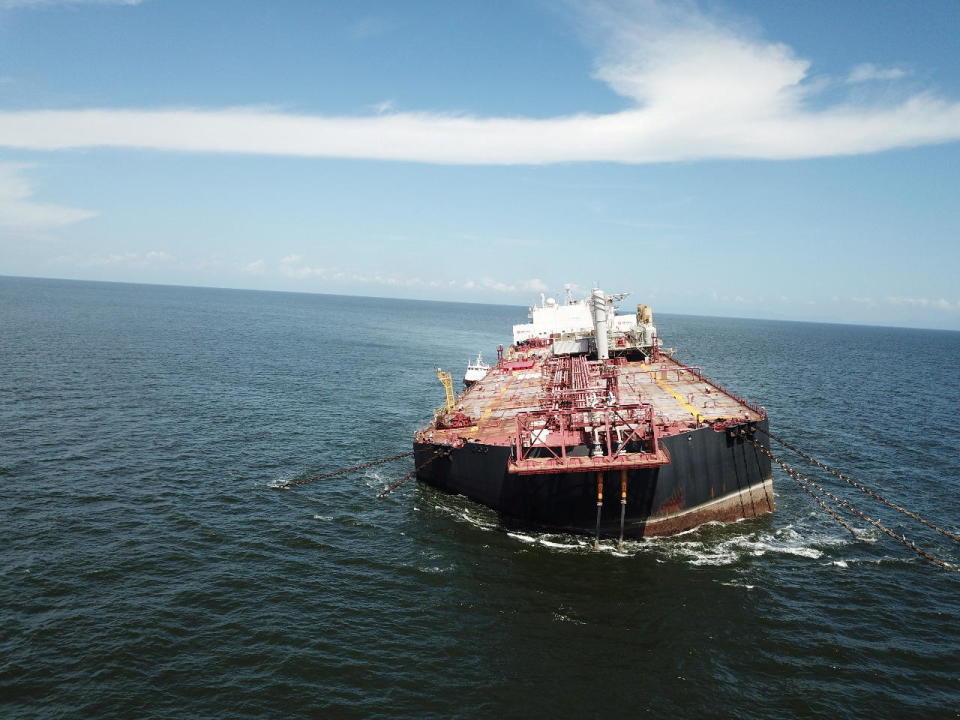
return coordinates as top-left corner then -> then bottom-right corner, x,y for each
437,368 -> 456,412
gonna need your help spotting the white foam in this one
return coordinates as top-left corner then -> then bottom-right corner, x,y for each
361,470 -> 388,490
539,539 -> 583,551
553,612 -> 586,625
424,486 -> 856,568
507,532 -> 537,543
720,581 -> 756,589
418,565 -> 452,574
268,476 -> 294,489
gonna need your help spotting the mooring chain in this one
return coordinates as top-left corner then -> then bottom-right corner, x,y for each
745,434 -> 857,538
758,427 -> 960,547
275,451 -> 414,489
750,439 -> 956,572
789,467 -> 860,539
377,448 -> 450,499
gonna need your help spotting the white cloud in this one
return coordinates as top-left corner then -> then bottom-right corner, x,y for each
144,249 -> 173,263
0,2 -> 957,164
521,278 -> 549,292
370,100 -> 396,115
481,277 -> 514,293
269,256 -> 545,296
281,259 -> 325,279
846,63 -> 909,84
243,259 -> 266,275
0,0 -> 142,7
466,277 -> 551,294
0,163 -> 96,228
56,249 -> 176,268
886,296 -> 957,311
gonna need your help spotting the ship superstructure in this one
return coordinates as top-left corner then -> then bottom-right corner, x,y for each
414,288 -> 773,540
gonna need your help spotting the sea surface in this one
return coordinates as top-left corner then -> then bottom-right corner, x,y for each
2,276 -> 958,719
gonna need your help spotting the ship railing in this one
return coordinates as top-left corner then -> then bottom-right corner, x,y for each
512,404 -> 659,464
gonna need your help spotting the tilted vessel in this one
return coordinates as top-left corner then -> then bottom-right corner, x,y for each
414,288 -> 773,539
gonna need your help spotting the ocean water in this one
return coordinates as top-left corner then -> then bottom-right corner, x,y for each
2,276 -> 958,719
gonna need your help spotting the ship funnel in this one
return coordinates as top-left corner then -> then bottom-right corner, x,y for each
591,288 -> 610,360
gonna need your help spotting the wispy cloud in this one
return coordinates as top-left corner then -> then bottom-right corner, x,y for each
846,63 -> 909,84
55,249 -> 175,268
0,0 -> 143,8
262,255 -> 546,295
1,1 -> 957,163
477,277 -> 549,293
0,163 -> 95,228
369,99 -> 396,115
243,259 -> 266,275
886,296 -> 957,311
280,253 -> 325,279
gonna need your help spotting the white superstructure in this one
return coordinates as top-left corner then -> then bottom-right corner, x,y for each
463,353 -> 490,386
511,287 -> 658,358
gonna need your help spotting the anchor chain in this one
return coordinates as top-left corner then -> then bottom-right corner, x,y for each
758,428 -> 960,547
377,448 -> 450,499
275,451 -> 414,489
790,467 -> 860,539
749,438 -> 956,572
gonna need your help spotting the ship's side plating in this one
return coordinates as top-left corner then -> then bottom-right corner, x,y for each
415,287 -> 774,538
414,420 -> 773,538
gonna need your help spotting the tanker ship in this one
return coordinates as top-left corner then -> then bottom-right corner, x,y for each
413,288 -> 773,542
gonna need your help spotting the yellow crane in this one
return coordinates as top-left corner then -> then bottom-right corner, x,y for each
436,367 -> 455,412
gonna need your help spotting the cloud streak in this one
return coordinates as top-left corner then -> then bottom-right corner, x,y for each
0,1 -> 958,164
261,255 -> 548,295
0,0 -> 142,8
846,63 -> 909,84
53,249 -> 175,268
0,163 -> 96,228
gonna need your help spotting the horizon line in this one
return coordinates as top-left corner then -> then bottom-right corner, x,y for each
4,273 -> 957,335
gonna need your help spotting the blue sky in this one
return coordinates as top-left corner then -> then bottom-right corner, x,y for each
1,0 -> 958,329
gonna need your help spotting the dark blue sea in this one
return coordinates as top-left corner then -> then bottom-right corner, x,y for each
2,276 -> 958,719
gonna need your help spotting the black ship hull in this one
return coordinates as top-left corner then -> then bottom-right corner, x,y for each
414,421 -> 774,538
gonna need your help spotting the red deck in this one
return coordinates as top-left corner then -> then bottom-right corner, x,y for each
417,346 -> 765,474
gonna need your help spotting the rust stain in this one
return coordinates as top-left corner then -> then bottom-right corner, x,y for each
657,488 -> 685,515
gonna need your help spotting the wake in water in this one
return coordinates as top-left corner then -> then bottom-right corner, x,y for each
276,466 -> 886,570
659,524 -> 853,567
420,485 -> 873,568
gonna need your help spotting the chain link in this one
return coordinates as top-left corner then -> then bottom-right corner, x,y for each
749,438 -> 955,572
758,427 -> 960,547
789,468 -> 860,539
377,448 -> 450,499
275,451 -> 414,489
